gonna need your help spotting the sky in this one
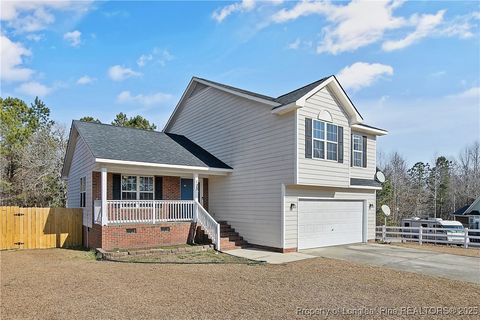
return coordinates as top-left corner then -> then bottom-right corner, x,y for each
1,0 -> 479,164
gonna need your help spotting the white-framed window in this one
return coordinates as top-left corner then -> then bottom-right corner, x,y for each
313,120 -> 338,161
80,176 -> 86,207
121,175 -> 154,200
352,134 -> 364,167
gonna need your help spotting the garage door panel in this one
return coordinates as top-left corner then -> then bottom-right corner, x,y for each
298,200 -> 363,249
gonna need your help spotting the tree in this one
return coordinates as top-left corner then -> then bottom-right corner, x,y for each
79,116 -> 101,123
427,156 -> 452,219
111,112 -> 156,130
407,162 -> 431,217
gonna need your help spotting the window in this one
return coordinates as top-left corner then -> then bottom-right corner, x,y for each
80,177 -> 86,207
312,120 -> 338,161
121,175 -> 137,200
139,176 -> 154,200
121,175 -> 154,200
352,134 -> 364,167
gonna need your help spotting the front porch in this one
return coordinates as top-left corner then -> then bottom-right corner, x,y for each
89,166 -> 222,251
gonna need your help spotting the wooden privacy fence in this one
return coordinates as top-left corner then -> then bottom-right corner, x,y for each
0,207 -> 83,250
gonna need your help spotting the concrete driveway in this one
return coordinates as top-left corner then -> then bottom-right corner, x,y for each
301,243 -> 480,284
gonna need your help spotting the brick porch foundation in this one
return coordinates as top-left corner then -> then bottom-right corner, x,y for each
84,222 -> 196,251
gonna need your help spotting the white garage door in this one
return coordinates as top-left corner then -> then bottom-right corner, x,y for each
298,200 -> 364,249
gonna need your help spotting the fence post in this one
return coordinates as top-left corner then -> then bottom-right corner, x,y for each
419,226 -> 423,245
464,228 -> 469,249
382,225 -> 386,242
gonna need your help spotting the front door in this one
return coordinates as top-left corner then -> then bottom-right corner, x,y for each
181,179 -> 193,200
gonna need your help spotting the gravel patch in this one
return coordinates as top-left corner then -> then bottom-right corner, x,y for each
1,249 -> 479,319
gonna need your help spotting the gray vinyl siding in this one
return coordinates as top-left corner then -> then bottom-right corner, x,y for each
297,87 -> 376,185
284,185 -> 376,249
66,135 -> 95,227
350,133 -> 377,180
168,87 -> 295,248
297,87 -> 350,187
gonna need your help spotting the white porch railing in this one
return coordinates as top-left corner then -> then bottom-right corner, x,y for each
196,201 -> 220,251
376,226 -> 480,248
105,200 -> 195,224
99,200 -> 221,250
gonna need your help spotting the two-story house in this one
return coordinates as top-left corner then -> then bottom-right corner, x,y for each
62,75 -> 387,252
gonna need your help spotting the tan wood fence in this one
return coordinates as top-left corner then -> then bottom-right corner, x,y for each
0,207 -> 83,250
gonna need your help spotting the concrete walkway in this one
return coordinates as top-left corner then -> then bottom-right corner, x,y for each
225,248 -> 315,264
301,243 -> 480,284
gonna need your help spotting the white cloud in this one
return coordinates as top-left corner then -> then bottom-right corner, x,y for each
16,81 -> 53,97
137,48 -> 173,67
1,34 -> 34,82
287,38 -> 301,50
116,90 -> 173,106
382,10 -> 445,51
137,54 -> 153,67
336,62 -> 393,91
272,1 -> 479,54
107,65 -> 141,81
0,1 -> 93,33
76,75 -> 96,85
446,87 -> 480,100
25,33 -> 44,42
212,0 -> 256,23
63,30 -> 82,47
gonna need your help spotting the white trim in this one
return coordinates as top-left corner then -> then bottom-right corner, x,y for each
101,167 -> 108,226
351,124 -> 388,136
95,158 -> 233,174
294,109 -> 298,184
349,185 -> 382,190
465,196 -> 480,214
271,102 -> 300,115
120,175 -> 154,200
312,119 -> 338,162
281,183 -> 286,249
296,76 -> 363,124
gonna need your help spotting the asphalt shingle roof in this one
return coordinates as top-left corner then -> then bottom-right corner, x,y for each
73,120 -> 232,169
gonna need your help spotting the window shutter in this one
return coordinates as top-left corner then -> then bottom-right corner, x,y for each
362,136 -> 368,168
350,134 -> 353,167
155,176 -> 163,200
112,174 -> 121,200
305,118 -> 312,159
337,126 -> 344,163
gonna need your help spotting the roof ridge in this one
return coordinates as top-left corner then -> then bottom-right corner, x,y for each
275,75 -> 332,100
193,76 -> 276,101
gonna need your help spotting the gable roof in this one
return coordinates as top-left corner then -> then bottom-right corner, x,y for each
164,75 -> 374,131
62,121 -> 232,177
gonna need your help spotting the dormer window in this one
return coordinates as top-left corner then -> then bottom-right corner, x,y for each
313,120 -> 338,161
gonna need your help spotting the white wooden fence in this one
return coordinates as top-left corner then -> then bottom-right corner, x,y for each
376,226 -> 480,248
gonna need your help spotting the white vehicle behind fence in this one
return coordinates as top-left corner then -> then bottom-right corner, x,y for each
401,218 -> 467,244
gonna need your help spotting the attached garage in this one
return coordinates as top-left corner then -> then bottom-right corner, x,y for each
298,199 -> 365,249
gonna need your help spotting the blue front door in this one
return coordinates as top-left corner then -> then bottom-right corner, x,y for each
181,179 -> 193,200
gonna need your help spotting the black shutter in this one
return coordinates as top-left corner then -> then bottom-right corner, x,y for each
305,118 -> 312,159
155,176 -> 163,200
350,134 -> 353,167
112,174 -> 121,200
362,136 -> 368,168
337,126 -> 343,163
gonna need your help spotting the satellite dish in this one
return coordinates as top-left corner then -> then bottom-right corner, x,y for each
375,171 -> 386,183
381,205 -> 391,216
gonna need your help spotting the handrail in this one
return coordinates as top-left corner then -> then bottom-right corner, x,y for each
105,200 -> 195,224
195,201 -> 220,251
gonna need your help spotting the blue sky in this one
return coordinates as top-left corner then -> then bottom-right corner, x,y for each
1,0 -> 479,164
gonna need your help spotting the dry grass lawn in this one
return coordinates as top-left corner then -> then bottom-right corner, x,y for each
391,242 -> 480,257
1,249 -> 479,319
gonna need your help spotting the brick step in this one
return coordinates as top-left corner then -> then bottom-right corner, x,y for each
220,231 -> 241,237
220,235 -> 243,242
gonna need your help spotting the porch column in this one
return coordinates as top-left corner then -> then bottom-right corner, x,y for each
101,167 -> 108,226
193,173 -> 199,222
